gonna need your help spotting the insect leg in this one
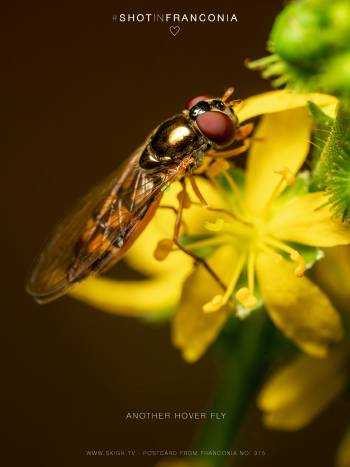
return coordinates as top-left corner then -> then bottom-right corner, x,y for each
158,204 -> 189,234
206,138 -> 251,159
158,205 -> 178,216
236,122 -> 264,143
235,122 -> 254,141
155,182 -> 227,291
170,180 -> 226,290
173,179 -> 188,241
153,180 -> 189,261
188,172 -> 240,219
190,201 -> 237,220
188,174 -> 208,207
173,239 -> 226,291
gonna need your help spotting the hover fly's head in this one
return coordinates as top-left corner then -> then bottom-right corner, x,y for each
185,87 -> 240,148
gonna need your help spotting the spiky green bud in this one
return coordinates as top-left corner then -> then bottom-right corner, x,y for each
311,100 -> 350,221
248,0 -> 350,95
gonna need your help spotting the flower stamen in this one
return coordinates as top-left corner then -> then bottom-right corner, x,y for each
247,250 -> 256,292
203,254 -> 245,313
265,237 -> 306,277
274,165 -> 296,186
235,287 -> 258,308
210,173 -> 249,223
222,170 -> 244,204
258,243 -> 283,263
202,294 -> 225,313
235,249 -> 258,308
265,165 -> 296,212
206,159 -> 231,177
154,238 -> 174,261
290,250 -> 306,277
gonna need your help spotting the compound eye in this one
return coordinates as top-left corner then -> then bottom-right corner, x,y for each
185,95 -> 213,110
197,111 -> 235,146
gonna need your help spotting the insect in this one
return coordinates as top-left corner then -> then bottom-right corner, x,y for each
26,88 -> 253,303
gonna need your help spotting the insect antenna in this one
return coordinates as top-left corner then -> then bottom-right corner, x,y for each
221,86 -> 235,103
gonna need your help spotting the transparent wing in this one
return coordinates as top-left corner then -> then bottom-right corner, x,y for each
26,145 -> 183,303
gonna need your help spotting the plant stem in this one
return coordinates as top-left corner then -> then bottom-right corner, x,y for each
194,310 -> 275,467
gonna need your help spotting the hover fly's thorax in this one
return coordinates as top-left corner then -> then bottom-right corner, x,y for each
139,115 -> 207,169
151,115 -> 200,156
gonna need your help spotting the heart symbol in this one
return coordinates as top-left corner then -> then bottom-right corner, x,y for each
170,25 -> 180,36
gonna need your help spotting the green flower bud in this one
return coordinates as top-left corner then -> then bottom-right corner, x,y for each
328,1 -> 350,45
248,0 -> 350,96
322,52 -> 350,95
270,1 -> 331,70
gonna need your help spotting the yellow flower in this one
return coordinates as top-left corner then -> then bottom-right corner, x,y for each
256,244 -> 350,431
257,344 -> 349,430
71,90 -> 347,362
174,91 -> 347,362
313,245 -> 350,318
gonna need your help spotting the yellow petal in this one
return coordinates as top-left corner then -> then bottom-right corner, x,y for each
256,252 -> 344,356
313,246 -> 350,316
125,178 -> 225,276
269,192 -> 350,247
235,90 -> 337,122
124,181 -> 189,276
69,268 -> 188,318
258,347 -> 348,430
244,108 -> 311,215
172,245 -> 237,362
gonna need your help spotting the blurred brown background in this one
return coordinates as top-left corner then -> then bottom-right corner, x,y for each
2,0 -> 349,466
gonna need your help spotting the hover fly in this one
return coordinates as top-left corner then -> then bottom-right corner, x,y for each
27,88 -> 253,303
